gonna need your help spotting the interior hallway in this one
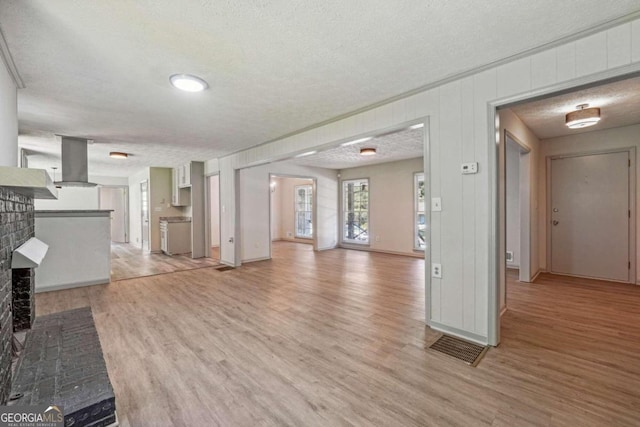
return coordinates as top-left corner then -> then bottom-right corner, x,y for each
37,242 -> 640,426
111,242 -> 219,281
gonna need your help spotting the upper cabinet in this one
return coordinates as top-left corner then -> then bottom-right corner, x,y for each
171,167 -> 190,206
178,163 -> 191,188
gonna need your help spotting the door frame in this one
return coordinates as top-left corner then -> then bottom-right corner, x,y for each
545,147 -> 636,284
204,172 -> 222,260
98,185 -> 129,243
504,131 -> 532,284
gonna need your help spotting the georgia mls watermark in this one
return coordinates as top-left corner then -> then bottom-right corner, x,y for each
0,405 -> 63,427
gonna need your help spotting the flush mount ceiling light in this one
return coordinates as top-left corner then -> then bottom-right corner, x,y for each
341,137 -> 372,147
109,152 -> 128,159
409,123 -> 424,130
170,74 -> 208,92
360,147 -> 377,156
565,104 -> 601,129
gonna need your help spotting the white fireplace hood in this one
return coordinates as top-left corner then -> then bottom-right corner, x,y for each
12,237 -> 49,269
0,166 -> 58,199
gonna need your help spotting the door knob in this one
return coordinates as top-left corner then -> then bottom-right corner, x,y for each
552,220 -> 559,226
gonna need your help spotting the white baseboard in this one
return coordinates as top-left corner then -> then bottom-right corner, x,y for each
530,269 -> 543,282
338,244 -> 423,258
429,321 -> 488,346
35,278 -> 110,293
241,256 -> 271,263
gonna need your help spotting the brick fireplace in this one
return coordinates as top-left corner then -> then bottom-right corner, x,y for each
0,187 -> 35,404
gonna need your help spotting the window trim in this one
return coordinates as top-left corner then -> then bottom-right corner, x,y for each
294,184 -> 313,239
414,172 -> 426,251
341,177 -> 370,245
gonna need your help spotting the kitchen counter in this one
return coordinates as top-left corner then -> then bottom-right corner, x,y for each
159,216 -> 191,223
34,210 -> 111,292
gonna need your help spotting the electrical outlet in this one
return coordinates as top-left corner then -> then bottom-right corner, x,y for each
287,232 -> 293,237
375,235 -> 380,242
432,263 -> 442,278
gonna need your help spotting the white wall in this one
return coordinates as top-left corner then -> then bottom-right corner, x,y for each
270,177 -> 283,240
539,123 -> 640,281
240,161 -> 338,262
506,141 -> 521,269
34,175 -> 128,210
340,157 -> 424,256
0,57 -> 17,167
271,176 -> 314,243
207,17 -> 640,344
209,175 -> 220,248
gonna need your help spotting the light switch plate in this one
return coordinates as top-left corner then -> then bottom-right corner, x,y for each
431,197 -> 442,212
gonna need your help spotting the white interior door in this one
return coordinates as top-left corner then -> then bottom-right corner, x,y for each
100,187 -> 127,243
550,151 -> 630,282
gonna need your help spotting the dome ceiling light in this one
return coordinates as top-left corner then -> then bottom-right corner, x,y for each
360,147 -> 377,156
565,104 -> 601,129
170,74 -> 208,92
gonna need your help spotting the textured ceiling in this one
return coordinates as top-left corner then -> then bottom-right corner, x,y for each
291,127 -> 423,169
1,1 -> 639,176
510,76 -> 640,140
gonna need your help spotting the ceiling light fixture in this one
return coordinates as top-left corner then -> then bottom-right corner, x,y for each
565,104 -> 601,129
170,74 -> 208,92
341,137 -> 372,147
109,152 -> 128,159
295,150 -> 317,158
409,123 -> 424,130
360,148 -> 377,156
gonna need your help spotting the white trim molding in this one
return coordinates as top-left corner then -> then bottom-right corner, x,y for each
0,25 -> 25,89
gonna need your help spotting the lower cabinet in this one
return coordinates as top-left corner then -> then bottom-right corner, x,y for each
160,221 -> 191,255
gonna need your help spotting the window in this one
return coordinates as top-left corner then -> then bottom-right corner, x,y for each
415,173 -> 426,250
342,179 -> 369,244
295,185 -> 313,238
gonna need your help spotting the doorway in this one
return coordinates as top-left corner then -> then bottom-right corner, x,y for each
269,175 -> 316,255
99,186 -> 128,243
492,73 -> 640,346
140,180 -> 150,251
547,150 -> 634,283
207,174 -> 221,261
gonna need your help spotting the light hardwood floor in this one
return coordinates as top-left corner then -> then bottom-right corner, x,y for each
111,243 -> 220,281
36,242 -> 640,426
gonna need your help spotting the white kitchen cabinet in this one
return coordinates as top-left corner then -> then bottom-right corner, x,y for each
178,163 -> 191,188
171,168 -> 190,206
160,220 -> 191,255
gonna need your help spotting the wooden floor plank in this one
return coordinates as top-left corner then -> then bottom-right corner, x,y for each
35,243 -> 640,426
